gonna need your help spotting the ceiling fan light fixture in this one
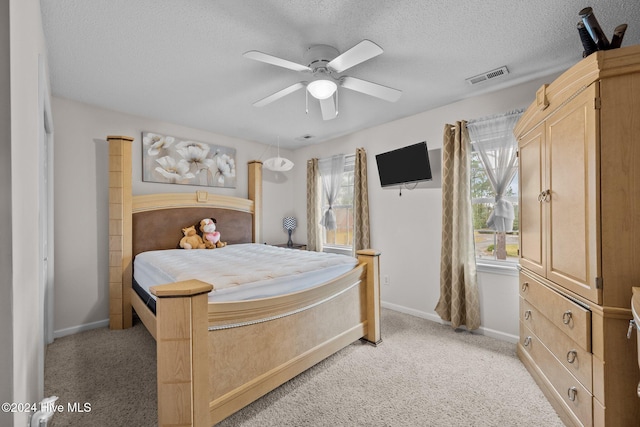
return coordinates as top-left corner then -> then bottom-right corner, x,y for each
307,79 -> 337,100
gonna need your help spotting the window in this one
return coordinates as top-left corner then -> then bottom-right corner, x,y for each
467,110 -> 522,264
470,151 -> 519,263
321,155 -> 355,251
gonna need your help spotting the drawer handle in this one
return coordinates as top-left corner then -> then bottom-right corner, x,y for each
562,310 -> 572,325
523,336 -> 532,347
521,282 -> 529,292
566,350 -> 578,364
524,310 -> 532,320
567,386 -> 578,402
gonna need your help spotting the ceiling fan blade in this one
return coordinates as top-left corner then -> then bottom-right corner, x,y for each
253,82 -> 306,107
243,50 -> 311,72
327,40 -> 383,73
319,95 -> 337,121
340,76 -> 402,102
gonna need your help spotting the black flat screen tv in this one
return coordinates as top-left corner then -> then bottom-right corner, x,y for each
375,141 -> 432,187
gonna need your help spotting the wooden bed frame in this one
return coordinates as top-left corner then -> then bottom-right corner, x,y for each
106,136 -> 382,426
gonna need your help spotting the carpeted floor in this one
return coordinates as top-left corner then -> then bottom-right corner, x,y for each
45,309 -> 564,426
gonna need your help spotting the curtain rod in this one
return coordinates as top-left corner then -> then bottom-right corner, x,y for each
466,108 -> 524,126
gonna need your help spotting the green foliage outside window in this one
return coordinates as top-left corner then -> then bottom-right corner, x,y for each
471,153 -> 519,261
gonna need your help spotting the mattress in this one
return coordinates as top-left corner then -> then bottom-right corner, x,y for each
133,243 -> 358,303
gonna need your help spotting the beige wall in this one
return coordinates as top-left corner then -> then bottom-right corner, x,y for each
50,68 -> 564,342
51,73 -> 562,342
8,0 -> 50,425
290,74 -> 560,341
51,97 -> 293,334
0,0 -> 12,424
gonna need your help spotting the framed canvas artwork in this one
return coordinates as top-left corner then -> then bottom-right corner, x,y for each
142,132 -> 236,188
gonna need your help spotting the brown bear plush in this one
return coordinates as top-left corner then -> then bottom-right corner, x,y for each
199,218 -> 227,249
179,225 -> 206,249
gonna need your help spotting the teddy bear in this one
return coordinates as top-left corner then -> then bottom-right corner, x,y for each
199,218 -> 227,249
179,224 -> 206,249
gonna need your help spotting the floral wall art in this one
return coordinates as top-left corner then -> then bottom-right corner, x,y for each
142,132 -> 237,188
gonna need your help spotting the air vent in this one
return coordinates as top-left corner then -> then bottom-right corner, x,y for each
465,66 -> 509,85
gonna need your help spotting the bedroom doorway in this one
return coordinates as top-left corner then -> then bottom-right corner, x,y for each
38,54 -> 55,395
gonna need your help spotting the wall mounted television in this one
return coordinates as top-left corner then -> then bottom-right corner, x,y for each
375,141 -> 432,187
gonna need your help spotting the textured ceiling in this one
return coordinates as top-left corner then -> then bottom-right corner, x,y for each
40,0 -> 640,149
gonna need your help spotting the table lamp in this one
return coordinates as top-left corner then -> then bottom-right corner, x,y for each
283,217 -> 297,247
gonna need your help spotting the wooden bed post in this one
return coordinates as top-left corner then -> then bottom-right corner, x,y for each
248,160 -> 262,243
357,249 -> 382,345
151,280 -> 213,427
108,135 -> 134,330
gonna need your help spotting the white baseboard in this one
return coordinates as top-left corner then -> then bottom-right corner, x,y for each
381,301 -> 519,344
382,301 -> 443,323
53,318 -> 109,339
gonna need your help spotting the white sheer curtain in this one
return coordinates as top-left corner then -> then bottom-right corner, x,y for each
466,109 -> 523,233
318,154 -> 345,230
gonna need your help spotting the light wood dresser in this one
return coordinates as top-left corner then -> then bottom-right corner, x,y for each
515,44 -> 640,426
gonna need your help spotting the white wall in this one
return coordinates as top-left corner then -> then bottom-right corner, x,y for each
8,0 -> 50,425
290,74 -> 561,342
51,97 -> 294,335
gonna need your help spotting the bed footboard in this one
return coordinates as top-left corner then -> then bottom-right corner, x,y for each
150,250 -> 380,427
151,280 -> 213,427
206,249 -> 381,425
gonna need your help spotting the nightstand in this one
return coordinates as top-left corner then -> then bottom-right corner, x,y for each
273,243 -> 307,250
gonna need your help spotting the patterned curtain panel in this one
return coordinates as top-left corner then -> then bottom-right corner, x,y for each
353,148 -> 370,255
435,122 -> 481,330
306,158 -> 322,252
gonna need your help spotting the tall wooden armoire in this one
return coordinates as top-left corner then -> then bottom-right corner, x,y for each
515,44 -> 640,426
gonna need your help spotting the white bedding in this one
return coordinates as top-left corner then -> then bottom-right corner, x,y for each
133,243 -> 358,302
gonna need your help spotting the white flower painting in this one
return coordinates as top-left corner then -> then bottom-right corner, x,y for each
142,132 -> 236,188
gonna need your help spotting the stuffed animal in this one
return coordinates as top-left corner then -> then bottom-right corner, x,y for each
179,225 -> 206,249
199,218 -> 227,249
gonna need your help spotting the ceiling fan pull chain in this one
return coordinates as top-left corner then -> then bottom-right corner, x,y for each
336,89 -> 339,117
305,88 -> 309,115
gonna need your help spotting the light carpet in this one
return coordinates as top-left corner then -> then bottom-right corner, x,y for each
45,309 -> 563,426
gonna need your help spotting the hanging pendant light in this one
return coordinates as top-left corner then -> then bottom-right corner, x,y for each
263,137 -> 294,172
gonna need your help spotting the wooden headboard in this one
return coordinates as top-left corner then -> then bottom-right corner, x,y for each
132,192 -> 255,258
107,135 -> 263,329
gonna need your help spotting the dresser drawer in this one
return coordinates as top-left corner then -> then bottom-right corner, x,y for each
520,273 -> 591,350
520,298 -> 592,390
520,322 -> 593,427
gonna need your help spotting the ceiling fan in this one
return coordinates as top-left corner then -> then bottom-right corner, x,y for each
243,40 -> 402,120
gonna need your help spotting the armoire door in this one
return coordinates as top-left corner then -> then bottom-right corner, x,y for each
545,84 -> 601,304
518,122 -> 546,277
